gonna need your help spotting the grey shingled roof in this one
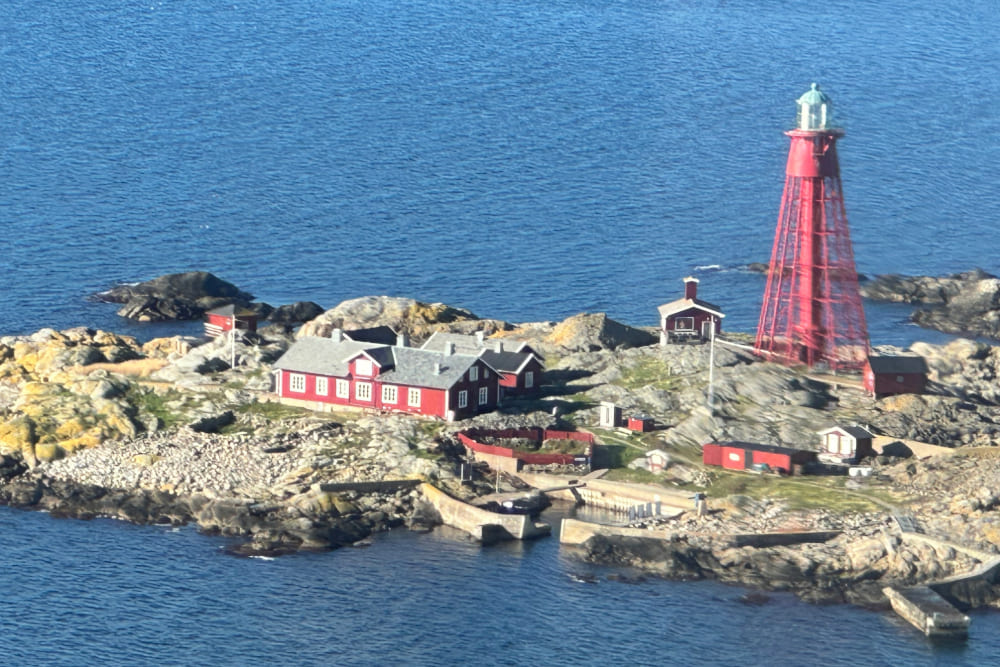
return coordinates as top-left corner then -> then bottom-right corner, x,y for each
480,349 -> 533,374
272,336 -> 487,390
657,297 -> 725,319
344,326 -> 399,345
867,355 -> 928,375
271,337 -> 380,376
379,347 -> 482,389
818,425 -> 873,440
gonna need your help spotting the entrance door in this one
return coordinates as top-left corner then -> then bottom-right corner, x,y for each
701,319 -> 715,340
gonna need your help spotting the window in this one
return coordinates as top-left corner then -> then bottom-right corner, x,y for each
469,365 -> 478,382
382,385 -> 398,404
316,377 -> 328,396
458,390 -> 468,409
524,371 -> 534,388
290,374 -> 306,393
336,379 -> 349,398
355,382 -> 372,401
674,317 -> 694,331
484,368 -> 489,378
478,386 -> 488,405
355,358 -> 373,376
408,388 -> 421,407
840,438 -> 852,455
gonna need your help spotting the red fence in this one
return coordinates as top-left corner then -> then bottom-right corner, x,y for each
458,428 -> 593,465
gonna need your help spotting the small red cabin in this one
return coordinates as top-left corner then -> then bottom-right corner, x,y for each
702,441 -> 817,475
864,355 -> 928,398
204,304 -> 258,339
658,277 -> 725,344
627,415 -> 654,432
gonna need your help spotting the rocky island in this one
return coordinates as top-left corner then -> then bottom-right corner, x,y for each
4,271 -> 1000,612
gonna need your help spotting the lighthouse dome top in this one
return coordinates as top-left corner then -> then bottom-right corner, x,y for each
796,83 -> 833,131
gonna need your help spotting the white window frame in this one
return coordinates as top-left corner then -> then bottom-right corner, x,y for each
336,379 -> 349,399
289,373 -> 306,393
478,386 -> 488,405
525,370 -> 534,388
458,390 -> 468,409
315,377 -> 328,396
355,382 -> 372,401
469,365 -> 478,382
382,385 -> 398,404
408,388 -> 421,407
355,358 -> 374,376
674,317 -> 694,331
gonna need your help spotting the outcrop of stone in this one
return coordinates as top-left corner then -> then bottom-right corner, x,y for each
298,295 -> 497,342
861,269 -> 1000,339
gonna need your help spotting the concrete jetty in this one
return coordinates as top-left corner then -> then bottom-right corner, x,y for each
883,586 -> 970,639
419,483 -> 551,545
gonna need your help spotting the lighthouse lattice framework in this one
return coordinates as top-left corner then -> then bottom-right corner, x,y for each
755,84 -> 870,371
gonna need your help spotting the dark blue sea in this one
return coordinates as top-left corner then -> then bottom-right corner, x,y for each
2,0 -> 999,663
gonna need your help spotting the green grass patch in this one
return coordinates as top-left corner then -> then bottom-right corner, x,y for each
126,386 -> 186,430
706,469 -> 893,512
236,400 -> 311,421
616,357 -> 683,391
604,467 -> 670,485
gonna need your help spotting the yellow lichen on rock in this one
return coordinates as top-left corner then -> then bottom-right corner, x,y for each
0,415 -> 37,454
34,442 -> 65,462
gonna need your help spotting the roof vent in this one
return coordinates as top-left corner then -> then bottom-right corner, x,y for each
444,341 -> 455,356
434,362 -> 442,375
331,328 -> 343,342
475,331 -> 485,345
494,340 -> 504,353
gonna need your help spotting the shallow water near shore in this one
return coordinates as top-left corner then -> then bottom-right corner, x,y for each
4,0 -> 1000,663
0,503 -> 994,666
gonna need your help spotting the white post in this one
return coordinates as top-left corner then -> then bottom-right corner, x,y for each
230,326 -> 237,369
707,320 -> 716,415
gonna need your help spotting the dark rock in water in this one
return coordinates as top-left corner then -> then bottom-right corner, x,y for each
100,271 -> 254,305
96,271 -> 266,322
738,591 -> 771,605
746,262 -> 769,274
268,301 -> 325,324
861,269 -> 1000,339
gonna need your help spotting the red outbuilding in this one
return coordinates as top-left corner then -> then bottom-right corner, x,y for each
702,441 -> 817,475
204,304 -> 258,339
658,277 -> 725,344
863,355 -> 928,398
627,415 -> 655,432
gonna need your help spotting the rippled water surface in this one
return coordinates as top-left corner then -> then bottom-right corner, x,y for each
2,0 -> 1000,663
0,505 -> 996,666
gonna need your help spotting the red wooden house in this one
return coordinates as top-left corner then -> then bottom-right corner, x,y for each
421,332 -> 544,396
702,441 -> 816,475
271,334 -> 501,421
658,277 -> 725,344
864,355 -> 928,398
204,304 -> 258,339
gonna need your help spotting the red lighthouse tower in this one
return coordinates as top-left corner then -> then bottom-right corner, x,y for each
755,84 -> 870,370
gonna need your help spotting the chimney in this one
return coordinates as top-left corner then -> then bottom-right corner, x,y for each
397,332 -> 409,348
444,341 -> 455,356
683,276 -> 699,300
494,340 -> 504,353
434,362 -> 442,375
475,331 -> 485,346
331,328 -> 343,342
